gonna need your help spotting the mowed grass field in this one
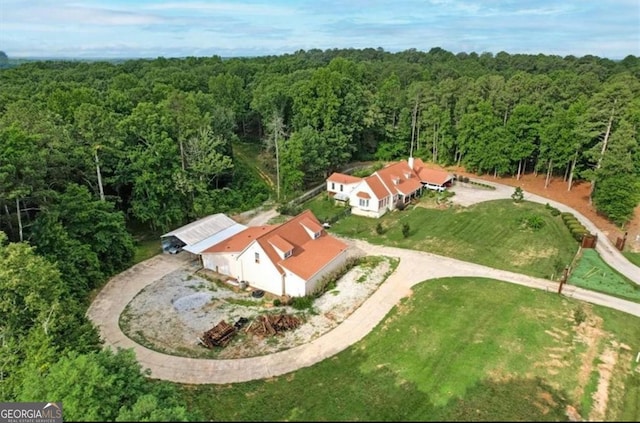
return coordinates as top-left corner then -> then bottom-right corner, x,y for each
623,252 -> 640,268
330,199 -> 579,279
570,249 -> 640,302
180,277 -> 640,421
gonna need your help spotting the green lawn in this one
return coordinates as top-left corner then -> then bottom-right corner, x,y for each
330,199 -> 578,279
128,220 -> 163,265
132,238 -> 162,264
300,193 -> 350,223
180,277 -> 640,421
569,249 -> 640,302
623,252 -> 640,269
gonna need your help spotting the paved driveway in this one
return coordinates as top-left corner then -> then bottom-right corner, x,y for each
451,180 -> 640,286
87,180 -> 640,384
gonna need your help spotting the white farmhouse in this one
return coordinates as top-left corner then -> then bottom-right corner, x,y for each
200,210 -> 349,297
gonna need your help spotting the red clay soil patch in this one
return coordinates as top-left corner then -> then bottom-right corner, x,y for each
448,166 -> 640,252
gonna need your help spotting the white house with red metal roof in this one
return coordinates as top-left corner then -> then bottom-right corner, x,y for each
326,157 -> 453,218
326,172 -> 362,203
199,210 -> 349,297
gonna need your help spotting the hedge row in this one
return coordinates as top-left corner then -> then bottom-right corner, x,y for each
561,212 -> 591,241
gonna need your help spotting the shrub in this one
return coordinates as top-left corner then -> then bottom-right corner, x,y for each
550,208 -> 561,216
273,298 -> 281,307
277,202 -> 302,216
511,187 -> 524,203
396,200 -> 406,211
525,215 -> 545,230
375,222 -> 385,235
574,306 -> 587,325
290,295 -> 314,310
402,222 -> 411,238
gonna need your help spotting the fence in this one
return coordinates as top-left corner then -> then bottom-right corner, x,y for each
581,233 -> 598,249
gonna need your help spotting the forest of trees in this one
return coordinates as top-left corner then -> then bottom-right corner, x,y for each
1,47 -> 639,420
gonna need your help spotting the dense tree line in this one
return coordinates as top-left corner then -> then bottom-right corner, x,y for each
1,47 -> 639,419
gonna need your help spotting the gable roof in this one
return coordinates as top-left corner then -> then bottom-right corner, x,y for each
161,213 -> 238,245
375,160 -> 421,196
202,225 -> 276,253
255,209 -> 347,279
184,223 -> 248,254
412,158 -> 453,186
327,172 -> 362,185
363,174 -> 390,199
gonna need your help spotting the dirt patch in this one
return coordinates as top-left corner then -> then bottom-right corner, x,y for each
121,256 -> 394,359
511,247 -> 558,266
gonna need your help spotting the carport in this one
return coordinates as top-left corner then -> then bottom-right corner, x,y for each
161,213 -> 247,255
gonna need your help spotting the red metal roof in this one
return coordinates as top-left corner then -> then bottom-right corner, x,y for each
326,172 -> 362,184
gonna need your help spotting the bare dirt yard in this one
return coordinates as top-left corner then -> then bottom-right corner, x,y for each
120,247 -> 396,359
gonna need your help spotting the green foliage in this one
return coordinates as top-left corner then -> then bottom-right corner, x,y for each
519,214 -> 546,231
545,203 -> 561,216
0,232 -> 65,338
18,348 -> 197,422
34,183 -> 135,277
511,186 -> 524,202
290,295 -> 314,311
277,202 -> 303,216
376,222 -> 385,235
592,175 -> 640,226
573,306 -> 587,325
402,222 -> 411,238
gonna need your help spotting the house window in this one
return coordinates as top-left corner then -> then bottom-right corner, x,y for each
254,252 -> 260,263
331,182 -> 335,190
314,231 -> 321,239
359,198 -> 369,207
284,250 -> 292,259
340,184 -> 344,192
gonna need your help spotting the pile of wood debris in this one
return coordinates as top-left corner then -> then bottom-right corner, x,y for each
245,313 -> 302,337
198,320 -> 236,348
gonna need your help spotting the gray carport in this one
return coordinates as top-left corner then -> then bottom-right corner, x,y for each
161,213 -> 245,254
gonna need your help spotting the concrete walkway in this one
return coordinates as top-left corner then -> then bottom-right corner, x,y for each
87,179 -> 640,385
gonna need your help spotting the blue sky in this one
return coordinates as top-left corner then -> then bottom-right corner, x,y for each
1,0 -> 639,59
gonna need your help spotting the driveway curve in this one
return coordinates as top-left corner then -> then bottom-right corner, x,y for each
88,222 -> 640,384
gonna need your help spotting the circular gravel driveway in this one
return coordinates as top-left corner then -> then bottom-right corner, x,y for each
87,180 -> 640,384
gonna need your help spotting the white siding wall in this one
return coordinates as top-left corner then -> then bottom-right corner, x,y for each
348,181 -> 388,218
238,243 -> 284,295
201,253 -> 242,280
327,181 -> 359,196
282,270 -> 306,297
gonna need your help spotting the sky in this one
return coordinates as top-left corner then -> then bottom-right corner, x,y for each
1,0 -> 639,60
